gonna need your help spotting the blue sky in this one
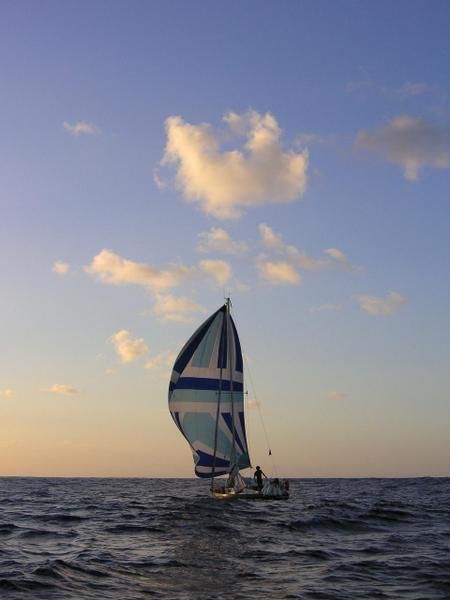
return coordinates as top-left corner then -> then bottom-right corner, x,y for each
1,1 -> 449,477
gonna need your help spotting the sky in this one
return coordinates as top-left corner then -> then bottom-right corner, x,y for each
1,0 -> 449,478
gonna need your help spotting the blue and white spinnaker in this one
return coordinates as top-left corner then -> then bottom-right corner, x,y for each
168,302 -> 251,479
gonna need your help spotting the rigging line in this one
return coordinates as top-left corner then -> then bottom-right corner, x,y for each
232,309 -> 273,457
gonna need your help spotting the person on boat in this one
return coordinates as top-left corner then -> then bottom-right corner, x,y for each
254,465 -> 266,491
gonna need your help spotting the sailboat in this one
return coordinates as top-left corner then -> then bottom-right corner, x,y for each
168,299 -> 289,500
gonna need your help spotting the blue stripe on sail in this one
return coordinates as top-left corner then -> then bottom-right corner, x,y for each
221,412 -> 246,454
230,316 -> 243,373
194,449 -> 229,479
239,411 -> 248,446
217,310 -> 228,369
174,377 -> 243,392
173,306 -> 225,376
196,468 -> 228,479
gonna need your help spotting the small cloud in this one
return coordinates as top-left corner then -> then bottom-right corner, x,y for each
257,259 -> 301,285
258,223 -> 284,249
295,132 -> 334,147
159,110 -> 308,219
63,121 -> 99,136
394,81 -> 434,98
110,330 -> 148,363
356,115 -> 450,180
309,303 -> 341,313
52,260 -> 70,275
199,259 -> 232,286
259,224 -> 357,272
85,249 -> 190,293
153,168 -> 168,190
196,227 -> 248,255
247,398 -> 261,409
354,291 -> 406,316
345,70 -> 374,96
145,350 -> 176,371
47,384 -> 79,396
323,390 -> 348,401
153,294 -> 204,322
0,388 -> 15,398
324,248 -> 356,272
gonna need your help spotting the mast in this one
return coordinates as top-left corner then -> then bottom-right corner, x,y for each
210,366 -> 222,492
226,298 -> 236,471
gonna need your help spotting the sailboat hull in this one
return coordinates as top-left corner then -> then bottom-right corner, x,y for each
211,489 -> 289,501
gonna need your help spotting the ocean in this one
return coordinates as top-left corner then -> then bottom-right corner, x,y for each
0,477 -> 449,599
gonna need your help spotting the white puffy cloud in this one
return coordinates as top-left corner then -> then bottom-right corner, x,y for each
152,294 -> 204,322
199,259 -> 232,286
258,224 -> 356,272
258,260 -> 301,285
356,115 -> 450,180
323,390 -> 348,401
161,110 -> 308,218
196,227 -> 248,255
63,121 -> 99,136
355,291 -> 406,316
0,388 -> 15,398
85,249 -> 190,292
47,384 -> 79,395
110,330 -> 148,363
52,260 -> 70,275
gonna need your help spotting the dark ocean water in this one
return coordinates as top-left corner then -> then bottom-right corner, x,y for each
0,478 -> 449,599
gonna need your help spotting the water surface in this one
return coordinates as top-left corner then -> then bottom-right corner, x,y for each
1,477 -> 449,598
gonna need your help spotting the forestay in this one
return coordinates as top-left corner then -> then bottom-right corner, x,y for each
168,304 -> 251,478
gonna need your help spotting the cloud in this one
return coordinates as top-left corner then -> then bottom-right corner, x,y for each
0,388 -> 15,398
85,249 -> 190,292
323,390 -> 348,401
63,121 -> 99,136
356,115 -> 450,180
295,132 -> 334,147
47,384 -> 79,396
152,294 -> 204,322
309,303 -> 341,313
324,248 -> 355,272
110,330 -> 148,363
258,223 -> 284,249
355,291 -> 406,316
196,227 -> 248,255
160,110 -> 308,218
145,351 -> 176,370
394,82 -> 433,98
247,398 -> 262,408
52,260 -> 70,275
258,260 -> 301,285
199,259 -> 232,286
258,223 -> 357,272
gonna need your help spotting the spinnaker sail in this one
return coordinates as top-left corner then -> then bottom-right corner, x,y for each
168,301 -> 251,479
